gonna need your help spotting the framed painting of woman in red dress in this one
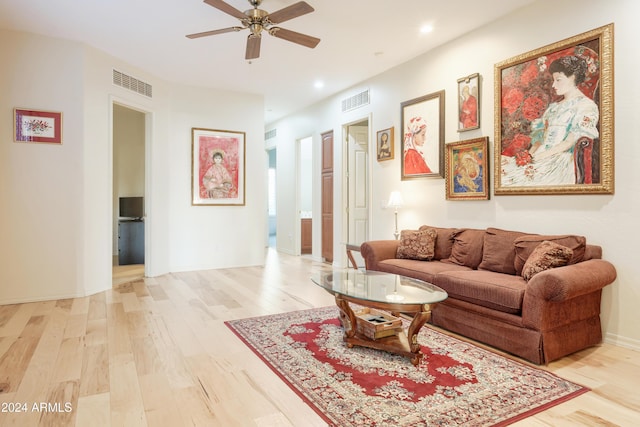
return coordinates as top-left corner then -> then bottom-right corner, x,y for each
192,127 -> 246,206
401,90 -> 445,180
457,73 -> 480,132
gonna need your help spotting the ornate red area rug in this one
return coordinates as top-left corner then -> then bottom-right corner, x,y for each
225,306 -> 588,426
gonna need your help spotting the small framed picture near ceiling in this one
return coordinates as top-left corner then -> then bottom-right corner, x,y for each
192,127 -> 246,206
14,108 -> 62,144
457,73 -> 480,132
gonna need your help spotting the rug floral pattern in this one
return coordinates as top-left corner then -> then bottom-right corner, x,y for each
226,306 -> 588,426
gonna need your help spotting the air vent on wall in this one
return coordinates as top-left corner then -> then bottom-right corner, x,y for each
265,129 -> 277,140
113,69 -> 153,98
341,89 -> 370,113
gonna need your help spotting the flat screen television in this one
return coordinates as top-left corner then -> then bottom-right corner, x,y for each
119,196 -> 144,219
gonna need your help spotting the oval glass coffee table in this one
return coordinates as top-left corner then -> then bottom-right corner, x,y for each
312,269 -> 448,366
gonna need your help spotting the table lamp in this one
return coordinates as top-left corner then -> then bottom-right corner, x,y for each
387,191 -> 404,240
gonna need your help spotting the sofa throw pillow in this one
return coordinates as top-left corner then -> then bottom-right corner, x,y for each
522,240 -> 574,281
478,227 -> 528,275
419,225 -> 456,260
445,228 -> 485,269
514,234 -> 586,276
396,228 -> 437,261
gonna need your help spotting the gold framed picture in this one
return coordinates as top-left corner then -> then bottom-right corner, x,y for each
494,24 -> 614,195
445,137 -> 489,200
401,90 -> 445,179
376,127 -> 394,161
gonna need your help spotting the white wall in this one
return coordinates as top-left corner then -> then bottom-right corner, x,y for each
0,30 -> 84,302
0,29 -> 266,303
166,84 -> 265,271
268,0 -> 640,350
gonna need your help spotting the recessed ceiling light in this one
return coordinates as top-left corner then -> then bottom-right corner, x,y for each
314,80 -> 324,89
420,24 -> 433,34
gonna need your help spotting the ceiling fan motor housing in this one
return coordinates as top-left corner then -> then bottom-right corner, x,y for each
245,8 -> 269,35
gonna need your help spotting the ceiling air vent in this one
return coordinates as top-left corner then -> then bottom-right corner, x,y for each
265,129 -> 277,140
341,89 -> 370,113
113,69 -> 153,98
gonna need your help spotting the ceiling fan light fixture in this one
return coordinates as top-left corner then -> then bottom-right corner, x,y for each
188,0 -> 320,59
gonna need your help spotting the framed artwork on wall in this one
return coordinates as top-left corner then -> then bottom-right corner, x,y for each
445,137 -> 489,200
494,23 -> 614,195
376,127 -> 394,161
457,73 -> 480,132
401,90 -> 445,179
14,108 -> 62,144
192,127 -> 246,206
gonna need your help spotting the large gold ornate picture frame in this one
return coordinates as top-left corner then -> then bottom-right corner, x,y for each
401,90 -> 445,179
192,127 -> 246,206
494,24 -> 614,195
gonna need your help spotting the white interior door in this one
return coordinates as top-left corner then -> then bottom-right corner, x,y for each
347,124 -> 369,248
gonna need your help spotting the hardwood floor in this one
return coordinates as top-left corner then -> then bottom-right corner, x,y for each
0,249 -> 638,426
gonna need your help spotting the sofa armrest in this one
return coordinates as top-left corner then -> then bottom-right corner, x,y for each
522,259 -> 616,330
525,259 -> 617,302
360,240 -> 400,271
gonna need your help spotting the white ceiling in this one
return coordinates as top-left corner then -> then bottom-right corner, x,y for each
0,0 -> 535,124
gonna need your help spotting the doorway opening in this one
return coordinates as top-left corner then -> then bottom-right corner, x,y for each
343,118 -> 370,268
112,103 -> 146,286
298,136 -> 313,256
267,148 -> 277,248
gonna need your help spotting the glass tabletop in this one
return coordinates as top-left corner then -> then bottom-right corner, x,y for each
312,269 -> 447,305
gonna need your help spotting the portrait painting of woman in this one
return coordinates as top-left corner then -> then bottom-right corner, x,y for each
192,128 -> 246,205
495,24 -> 614,195
457,73 -> 480,131
401,90 -> 445,179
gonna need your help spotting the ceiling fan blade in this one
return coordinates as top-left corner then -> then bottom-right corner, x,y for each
203,0 -> 246,20
245,34 -> 262,60
267,1 -> 314,24
270,27 -> 320,49
186,26 -> 244,39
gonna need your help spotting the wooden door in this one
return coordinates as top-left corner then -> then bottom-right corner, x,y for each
321,131 -> 333,263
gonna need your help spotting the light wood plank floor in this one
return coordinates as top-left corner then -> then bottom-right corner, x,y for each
0,249 -> 638,426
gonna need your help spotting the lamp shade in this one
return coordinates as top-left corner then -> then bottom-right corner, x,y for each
387,191 -> 404,208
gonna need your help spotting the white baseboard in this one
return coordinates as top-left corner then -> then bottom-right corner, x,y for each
604,332 -> 640,352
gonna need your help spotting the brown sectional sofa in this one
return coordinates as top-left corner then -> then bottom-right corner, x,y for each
360,226 -> 617,364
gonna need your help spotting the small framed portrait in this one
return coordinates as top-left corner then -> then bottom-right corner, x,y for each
192,127 -> 246,206
401,90 -> 445,179
457,73 -> 480,132
376,127 -> 394,161
14,108 -> 63,144
445,137 -> 490,200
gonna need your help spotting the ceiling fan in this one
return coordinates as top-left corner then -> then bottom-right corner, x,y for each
186,0 -> 321,60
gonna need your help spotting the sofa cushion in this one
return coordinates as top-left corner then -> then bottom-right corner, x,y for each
478,227 -> 528,275
419,225 -> 457,260
514,234 -> 586,275
378,259 -> 472,284
522,240 -> 573,281
396,228 -> 437,260
444,228 -> 485,269
435,270 -> 527,314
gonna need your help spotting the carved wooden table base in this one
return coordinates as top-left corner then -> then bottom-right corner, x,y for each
334,294 -> 436,366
